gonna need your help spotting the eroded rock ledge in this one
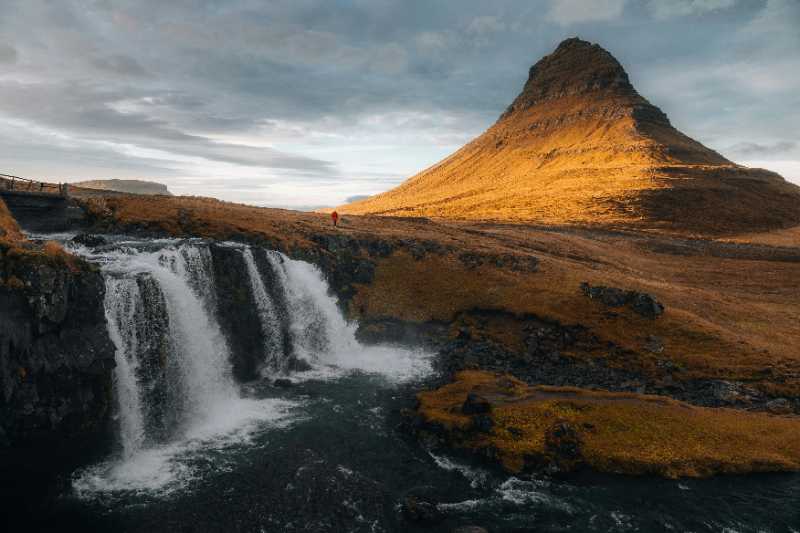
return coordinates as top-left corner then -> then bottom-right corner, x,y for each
410,371 -> 800,478
0,243 -> 115,469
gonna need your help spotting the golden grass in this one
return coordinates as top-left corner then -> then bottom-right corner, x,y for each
73,192 -> 800,396
0,199 -> 85,276
0,197 -> 24,245
418,371 -> 800,478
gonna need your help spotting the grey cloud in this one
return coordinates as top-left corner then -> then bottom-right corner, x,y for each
547,0 -> 628,25
650,0 -> 737,19
91,54 -> 149,77
0,43 -> 16,63
729,141 -> 798,158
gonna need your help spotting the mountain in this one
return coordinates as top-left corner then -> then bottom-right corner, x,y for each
74,179 -> 172,196
340,38 -> 800,234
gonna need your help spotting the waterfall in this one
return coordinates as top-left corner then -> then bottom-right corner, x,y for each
104,277 -> 146,458
266,251 -> 360,362
70,237 -> 430,495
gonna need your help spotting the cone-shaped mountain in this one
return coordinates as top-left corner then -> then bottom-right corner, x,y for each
340,38 -> 800,234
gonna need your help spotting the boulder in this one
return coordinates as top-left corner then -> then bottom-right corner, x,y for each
70,233 -> 108,248
581,282 -> 664,318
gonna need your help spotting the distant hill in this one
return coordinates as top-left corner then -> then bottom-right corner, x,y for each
74,179 -> 172,196
340,38 -> 800,234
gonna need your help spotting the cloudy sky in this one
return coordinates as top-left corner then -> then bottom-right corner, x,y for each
1,0 -> 798,208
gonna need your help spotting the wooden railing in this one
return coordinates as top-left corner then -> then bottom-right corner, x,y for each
0,173 -> 68,196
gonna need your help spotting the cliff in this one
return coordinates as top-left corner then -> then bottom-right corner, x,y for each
0,209 -> 115,503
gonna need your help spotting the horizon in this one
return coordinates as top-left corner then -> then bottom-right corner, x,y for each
1,0 -> 798,208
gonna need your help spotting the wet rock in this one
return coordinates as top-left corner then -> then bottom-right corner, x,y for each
286,356 -> 313,372
70,233 -> 108,248
462,392 -> 492,415
401,494 -> 445,524
0,256 -> 115,472
274,378 -> 293,388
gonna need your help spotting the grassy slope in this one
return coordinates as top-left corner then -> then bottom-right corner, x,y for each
417,371 -> 800,478
81,194 -> 800,396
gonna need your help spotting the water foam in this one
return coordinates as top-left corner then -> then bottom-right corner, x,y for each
69,238 -> 432,497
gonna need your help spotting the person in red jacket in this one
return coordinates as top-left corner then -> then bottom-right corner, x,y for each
331,210 -> 339,227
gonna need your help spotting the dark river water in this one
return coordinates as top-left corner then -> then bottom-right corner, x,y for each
24,372 -> 800,533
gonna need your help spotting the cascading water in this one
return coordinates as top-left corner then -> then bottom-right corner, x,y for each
68,237 -> 431,496
104,277 -> 146,458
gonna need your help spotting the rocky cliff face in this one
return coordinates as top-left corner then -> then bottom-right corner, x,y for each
0,251 -> 115,469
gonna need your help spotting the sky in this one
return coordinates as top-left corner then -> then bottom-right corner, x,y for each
0,0 -> 798,209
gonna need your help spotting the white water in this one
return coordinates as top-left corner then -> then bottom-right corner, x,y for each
269,252 -> 432,381
70,239 -> 432,496
104,278 -> 146,458
73,241 -> 300,495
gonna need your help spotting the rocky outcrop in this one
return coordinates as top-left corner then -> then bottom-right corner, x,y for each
208,243 -> 269,381
0,250 -> 115,469
580,282 -> 664,318
412,371 -> 800,478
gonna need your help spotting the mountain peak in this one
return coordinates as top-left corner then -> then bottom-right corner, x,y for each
340,39 -> 800,234
502,38 -> 635,119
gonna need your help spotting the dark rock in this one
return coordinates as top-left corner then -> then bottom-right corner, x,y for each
401,495 -> 444,523
453,527 -> 489,533
208,243 -> 271,381
544,422 -> 583,471
472,414 -> 494,433
0,255 -> 115,492
462,392 -> 492,415
765,398 -> 793,415
70,233 -> 108,248
631,293 -> 665,319
710,381 -> 745,404
274,378 -> 293,388
581,282 -> 664,318
644,335 -> 664,353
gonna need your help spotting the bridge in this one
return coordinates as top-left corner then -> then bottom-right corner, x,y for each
0,173 -> 75,232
